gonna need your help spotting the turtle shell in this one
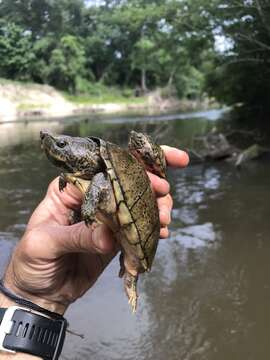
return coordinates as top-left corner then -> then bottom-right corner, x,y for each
99,139 -> 160,271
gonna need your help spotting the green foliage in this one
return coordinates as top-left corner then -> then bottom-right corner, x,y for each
6,0 -> 269,110
0,0 -> 214,98
0,0 -> 85,38
122,88 -> 134,98
75,77 -> 95,94
175,66 -> 205,99
31,36 -> 56,83
47,35 -> 86,93
0,20 -> 34,80
205,0 -> 270,110
64,83 -> 144,104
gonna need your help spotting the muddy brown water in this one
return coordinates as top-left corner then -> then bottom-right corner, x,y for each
0,110 -> 270,360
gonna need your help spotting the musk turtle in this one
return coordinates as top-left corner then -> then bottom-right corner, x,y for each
40,130 -> 166,312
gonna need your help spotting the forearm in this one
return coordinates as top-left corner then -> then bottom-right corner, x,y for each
0,294 -> 42,360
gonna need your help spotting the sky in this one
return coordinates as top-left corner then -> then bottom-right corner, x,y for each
85,0 -> 105,6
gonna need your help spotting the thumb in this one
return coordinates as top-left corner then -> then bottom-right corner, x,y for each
50,222 -> 116,255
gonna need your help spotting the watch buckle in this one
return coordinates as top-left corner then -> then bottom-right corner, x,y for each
0,306 -> 20,354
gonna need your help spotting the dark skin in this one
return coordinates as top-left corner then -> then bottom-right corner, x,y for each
0,146 -> 189,360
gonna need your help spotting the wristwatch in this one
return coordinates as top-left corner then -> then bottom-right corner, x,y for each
0,306 -> 67,359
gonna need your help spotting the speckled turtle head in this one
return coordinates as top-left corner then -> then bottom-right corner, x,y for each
128,130 -> 167,178
40,130 -> 104,178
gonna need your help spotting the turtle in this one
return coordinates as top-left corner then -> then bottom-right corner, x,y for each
40,130 -> 167,312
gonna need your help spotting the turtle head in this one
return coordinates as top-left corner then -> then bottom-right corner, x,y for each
40,130 -> 104,178
129,131 -> 167,179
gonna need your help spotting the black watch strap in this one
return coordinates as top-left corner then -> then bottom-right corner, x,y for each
0,307 -> 67,360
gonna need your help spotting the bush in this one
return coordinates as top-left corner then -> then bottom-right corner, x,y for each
75,78 -> 95,94
122,88 -> 134,98
159,85 -> 178,99
0,20 -> 34,80
175,66 -> 204,99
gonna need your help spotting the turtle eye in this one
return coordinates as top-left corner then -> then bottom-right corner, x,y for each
56,140 -> 67,148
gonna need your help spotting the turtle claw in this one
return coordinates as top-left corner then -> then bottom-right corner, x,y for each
59,173 -> 67,192
82,210 -> 95,227
84,217 -> 93,227
124,272 -> 138,313
128,294 -> 138,313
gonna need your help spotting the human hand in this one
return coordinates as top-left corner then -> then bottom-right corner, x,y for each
2,147 -> 189,315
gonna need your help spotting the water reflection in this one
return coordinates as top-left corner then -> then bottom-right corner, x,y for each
0,110 -> 270,360
0,121 -> 65,148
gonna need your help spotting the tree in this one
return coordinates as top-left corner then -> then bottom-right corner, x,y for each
0,0 -> 218,100
0,20 -> 34,80
47,35 -> 86,93
0,0 -> 85,39
131,37 -> 156,92
205,0 -> 270,110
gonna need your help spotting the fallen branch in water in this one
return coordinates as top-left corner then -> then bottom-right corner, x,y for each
189,130 -> 269,167
234,144 -> 270,168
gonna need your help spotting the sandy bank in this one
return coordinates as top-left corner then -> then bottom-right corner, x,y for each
0,82 -> 75,121
0,82 -> 211,122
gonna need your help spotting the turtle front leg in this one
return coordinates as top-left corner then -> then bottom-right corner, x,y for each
60,173 -> 90,194
59,173 -> 68,192
69,209 -> 82,225
81,172 -> 114,227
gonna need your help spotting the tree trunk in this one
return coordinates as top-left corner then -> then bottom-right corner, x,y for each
141,68 -> 147,93
167,68 -> 176,87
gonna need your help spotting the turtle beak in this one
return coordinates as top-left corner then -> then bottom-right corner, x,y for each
40,130 -> 53,149
40,130 -> 46,140
40,129 -> 51,141
152,163 -> 166,179
159,170 -> 166,179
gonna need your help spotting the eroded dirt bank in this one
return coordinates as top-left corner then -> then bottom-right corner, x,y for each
0,82 -> 212,122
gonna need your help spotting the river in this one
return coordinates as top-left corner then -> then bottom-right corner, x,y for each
0,109 -> 270,360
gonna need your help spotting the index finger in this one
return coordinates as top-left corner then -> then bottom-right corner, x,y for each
27,178 -> 83,228
161,145 -> 189,168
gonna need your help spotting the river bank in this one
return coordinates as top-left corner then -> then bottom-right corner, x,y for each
0,80 -> 215,122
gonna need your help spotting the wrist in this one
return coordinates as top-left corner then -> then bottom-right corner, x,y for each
0,352 -> 41,359
0,292 -> 67,360
0,294 -> 42,360
0,293 -> 16,308
3,271 -> 67,315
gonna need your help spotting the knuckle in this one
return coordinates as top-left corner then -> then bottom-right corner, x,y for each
47,178 -> 59,195
21,228 -> 49,258
71,224 -> 89,252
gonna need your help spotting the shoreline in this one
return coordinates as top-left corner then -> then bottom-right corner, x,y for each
0,81 -> 216,123
0,108 -> 227,150
2,99 -> 212,123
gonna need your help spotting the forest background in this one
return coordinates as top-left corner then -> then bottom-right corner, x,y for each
0,0 -> 269,112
